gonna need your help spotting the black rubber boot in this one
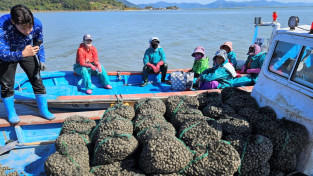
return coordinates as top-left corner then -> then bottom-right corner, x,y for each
160,63 -> 168,82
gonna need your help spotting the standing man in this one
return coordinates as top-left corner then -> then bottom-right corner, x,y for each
141,37 -> 168,87
0,5 -> 55,124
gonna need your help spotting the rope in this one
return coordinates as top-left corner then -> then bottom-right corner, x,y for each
179,122 -> 201,139
172,96 -> 186,118
134,116 -> 165,128
93,132 -> 132,164
277,129 -> 290,158
90,165 -> 103,173
61,141 -> 80,167
77,133 -> 89,144
179,150 -> 209,175
237,137 -> 249,175
135,99 -> 149,111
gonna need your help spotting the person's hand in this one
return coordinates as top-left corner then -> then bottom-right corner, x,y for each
97,65 -> 102,73
22,45 -> 39,57
147,63 -> 158,73
241,65 -> 246,74
155,61 -> 164,73
90,64 -> 97,71
40,62 -> 46,71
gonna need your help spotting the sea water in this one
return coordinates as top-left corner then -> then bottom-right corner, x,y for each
1,6 -> 313,116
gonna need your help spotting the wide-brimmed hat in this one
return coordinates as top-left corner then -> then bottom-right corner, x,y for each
220,41 -> 233,52
191,46 -> 206,58
247,44 -> 261,56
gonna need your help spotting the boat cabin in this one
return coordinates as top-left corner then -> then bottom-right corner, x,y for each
252,17 -> 313,175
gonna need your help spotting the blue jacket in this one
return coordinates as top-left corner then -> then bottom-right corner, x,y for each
143,47 -> 166,65
227,51 -> 237,68
0,14 -> 45,62
200,59 -> 237,89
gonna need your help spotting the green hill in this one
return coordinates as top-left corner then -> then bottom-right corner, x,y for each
0,0 -> 134,11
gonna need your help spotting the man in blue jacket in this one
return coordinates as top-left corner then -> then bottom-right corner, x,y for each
141,37 -> 168,87
0,5 -> 55,124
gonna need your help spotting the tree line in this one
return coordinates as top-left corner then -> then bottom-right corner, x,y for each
0,0 -> 131,11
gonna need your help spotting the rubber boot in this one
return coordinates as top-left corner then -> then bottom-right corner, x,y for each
1,96 -> 20,124
141,65 -> 149,87
160,63 -> 168,82
35,94 -> 55,120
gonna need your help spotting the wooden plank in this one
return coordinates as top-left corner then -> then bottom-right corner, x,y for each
0,110 -> 104,128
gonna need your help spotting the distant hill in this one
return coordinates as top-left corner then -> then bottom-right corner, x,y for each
0,0 -> 133,11
137,0 -> 313,9
116,0 -> 138,8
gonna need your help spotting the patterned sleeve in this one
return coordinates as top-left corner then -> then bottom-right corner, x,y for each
34,18 -> 46,63
0,20 -> 24,62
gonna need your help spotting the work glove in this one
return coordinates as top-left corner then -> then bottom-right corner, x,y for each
246,68 -> 261,74
147,63 -> 158,73
241,65 -> 247,74
84,63 -> 97,71
97,65 -> 102,73
155,61 -> 164,73
40,62 -> 46,71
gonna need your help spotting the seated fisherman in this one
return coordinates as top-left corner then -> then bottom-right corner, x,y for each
73,34 -> 112,94
190,46 -> 209,78
217,41 -> 237,68
196,49 -> 237,90
141,37 -> 168,87
233,44 -> 266,86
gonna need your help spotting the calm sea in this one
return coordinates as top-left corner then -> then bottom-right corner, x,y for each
1,6 -> 313,116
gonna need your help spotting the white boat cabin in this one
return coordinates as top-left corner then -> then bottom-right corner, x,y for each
251,17 -> 313,175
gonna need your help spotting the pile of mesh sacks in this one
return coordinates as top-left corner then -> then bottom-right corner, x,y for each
0,164 -> 25,176
44,88 -> 309,176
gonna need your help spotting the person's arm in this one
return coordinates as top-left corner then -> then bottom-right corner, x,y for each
159,48 -> 166,63
201,67 -> 230,82
0,26 -> 24,62
34,18 -> 46,63
92,47 -> 102,73
143,49 -> 150,66
229,52 -> 237,68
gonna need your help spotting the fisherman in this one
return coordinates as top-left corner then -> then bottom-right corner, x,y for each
196,49 -> 237,90
141,37 -> 168,87
190,46 -> 209,78
219,41 -> 238,68
234,44 -> 266,86
0,5 -> 55,124
74,34 -> 112,94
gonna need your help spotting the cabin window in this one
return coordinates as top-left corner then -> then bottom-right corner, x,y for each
292,46 -> 313,88
269,41 -> 302,78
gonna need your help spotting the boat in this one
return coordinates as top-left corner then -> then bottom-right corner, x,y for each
1,15 -> 313,176
10,69 -> 252,111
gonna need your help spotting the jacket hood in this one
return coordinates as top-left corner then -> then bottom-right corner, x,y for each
220,41 -> 233,51
213,49 -> 228,64
192,46 -> 206,58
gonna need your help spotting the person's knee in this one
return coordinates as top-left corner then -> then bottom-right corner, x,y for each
162,63 -> 168,68
81,67 -> 90,75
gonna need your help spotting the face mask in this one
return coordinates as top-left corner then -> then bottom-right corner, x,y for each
194,53 -> 203,60
151,43 -> 158,49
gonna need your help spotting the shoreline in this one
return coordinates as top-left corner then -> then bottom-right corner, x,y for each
1,5 -> 312,13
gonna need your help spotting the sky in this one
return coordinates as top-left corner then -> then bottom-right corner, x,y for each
127,0 -> 313,5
